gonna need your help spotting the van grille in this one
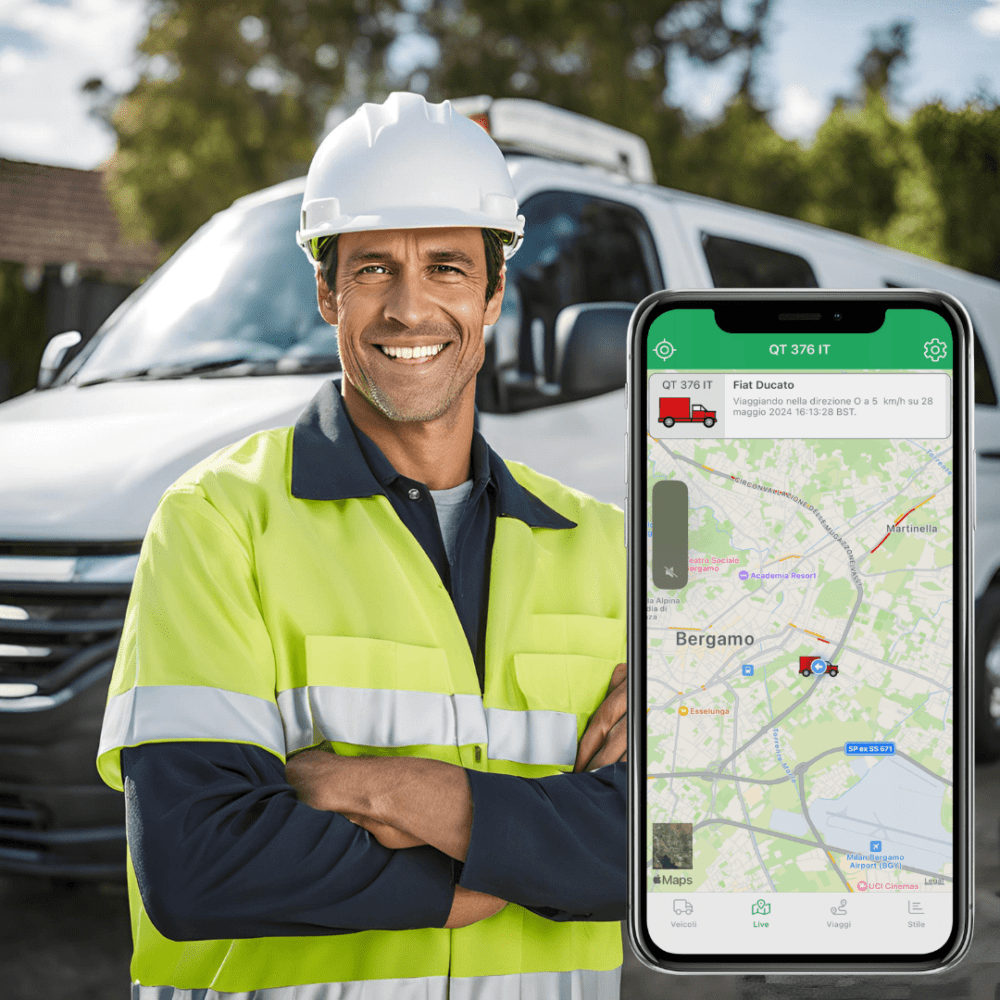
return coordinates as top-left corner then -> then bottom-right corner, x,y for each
0,581 -> 131,693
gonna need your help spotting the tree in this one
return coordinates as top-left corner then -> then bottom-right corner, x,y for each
794,20 -> 950,267
802,21 -> 914,240
667,95 -> 811,220
911,97 -> 1000,280
88,0 -> 774,257
87,0 -> 404,257
422,0 -> 771,185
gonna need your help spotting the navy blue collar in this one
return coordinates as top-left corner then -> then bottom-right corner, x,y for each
291,379 -> 576,530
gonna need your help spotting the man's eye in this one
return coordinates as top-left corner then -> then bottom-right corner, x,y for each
359,265 -> 389,274
434,265 -> 462,274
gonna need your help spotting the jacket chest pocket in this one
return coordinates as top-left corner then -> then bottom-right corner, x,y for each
280,635 -> 486,755
492,614 -> 624,769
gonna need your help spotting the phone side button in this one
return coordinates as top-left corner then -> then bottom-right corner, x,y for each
624,495 -> 628,548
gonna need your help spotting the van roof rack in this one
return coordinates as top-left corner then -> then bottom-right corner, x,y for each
450,95 -> 655,185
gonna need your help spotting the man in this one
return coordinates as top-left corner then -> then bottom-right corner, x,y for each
97,91 -> 628,1000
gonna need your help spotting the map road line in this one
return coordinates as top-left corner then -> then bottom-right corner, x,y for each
713,677 -> 824,772
827,852 -> 853,891
796,760 -> 851,890
688,819 -> 952,884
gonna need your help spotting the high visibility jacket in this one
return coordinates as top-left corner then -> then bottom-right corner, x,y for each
97,424 -> 626,1000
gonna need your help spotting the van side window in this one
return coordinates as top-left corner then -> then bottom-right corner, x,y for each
508,190 -> 661,385
974,332 -> 998,406
702,233 -> 818,287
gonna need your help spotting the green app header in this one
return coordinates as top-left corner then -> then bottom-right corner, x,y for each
646,308 -> 953,370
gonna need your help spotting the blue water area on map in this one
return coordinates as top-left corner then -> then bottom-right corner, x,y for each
848,757 -> 870,778
768,807 -> 810,838
808,756 -> 951,874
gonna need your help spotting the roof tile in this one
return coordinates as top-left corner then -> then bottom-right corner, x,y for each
0,157 -> 160,283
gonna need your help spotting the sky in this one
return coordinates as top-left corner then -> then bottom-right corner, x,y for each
0,0 -> 997,170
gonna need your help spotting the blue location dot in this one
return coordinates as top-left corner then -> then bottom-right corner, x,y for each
811,658 -> 827,675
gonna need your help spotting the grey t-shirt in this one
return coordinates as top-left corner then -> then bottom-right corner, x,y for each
429,478 -> 474,565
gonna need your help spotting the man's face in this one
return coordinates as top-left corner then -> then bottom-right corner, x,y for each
317,227 -> 504,423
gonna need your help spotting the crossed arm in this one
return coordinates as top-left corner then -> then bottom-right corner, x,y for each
285,662 -> 628,928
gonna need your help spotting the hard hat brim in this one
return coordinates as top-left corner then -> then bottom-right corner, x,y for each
297,210 -> 524,262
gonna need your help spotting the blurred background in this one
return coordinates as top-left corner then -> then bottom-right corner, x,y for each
1,2 -> 999,998
0,0 -> 998,402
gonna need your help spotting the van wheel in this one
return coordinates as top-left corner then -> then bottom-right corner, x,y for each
703,417 -> 716,428
663,417 -> 675,428
975,587 -> 1000,762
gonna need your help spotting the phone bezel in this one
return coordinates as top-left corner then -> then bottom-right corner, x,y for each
626,289 -> 974,974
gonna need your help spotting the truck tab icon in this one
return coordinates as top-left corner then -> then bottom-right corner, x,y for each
659,397 -> 717,428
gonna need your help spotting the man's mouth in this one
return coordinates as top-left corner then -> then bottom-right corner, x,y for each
376,342 -> 448,361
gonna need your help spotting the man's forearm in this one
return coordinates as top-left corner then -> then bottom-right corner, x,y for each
286,751 -> 626,922
122,742 -> 459,939
288,751 -> 474,861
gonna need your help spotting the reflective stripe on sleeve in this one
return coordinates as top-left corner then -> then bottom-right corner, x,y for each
100,685 -> 583,768
131,968 -> 621,1000
99,685 -> 286,758
276,687 -> 579,767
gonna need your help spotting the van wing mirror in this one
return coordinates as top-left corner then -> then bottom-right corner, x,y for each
37,330 -> 82,390
555,302 -> 634,398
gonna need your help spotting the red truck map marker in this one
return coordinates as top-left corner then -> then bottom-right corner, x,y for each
799,656 -> 839,677
659,397 -> 717,428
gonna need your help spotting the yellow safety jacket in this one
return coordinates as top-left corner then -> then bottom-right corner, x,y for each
97,406 -> 626,1000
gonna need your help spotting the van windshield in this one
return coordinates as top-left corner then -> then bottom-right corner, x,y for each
59,193 -> 339,386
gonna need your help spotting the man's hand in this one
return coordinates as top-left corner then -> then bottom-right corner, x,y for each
444,886 -> 507,928
287,749 -> 508,927
574,661 -> 627,772
286,749 -> 426,849
285,749 -> 474,859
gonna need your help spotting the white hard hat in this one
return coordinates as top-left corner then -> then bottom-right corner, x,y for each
297,91 -> 525,262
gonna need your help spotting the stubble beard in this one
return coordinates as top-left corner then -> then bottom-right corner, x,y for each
342,323 -> 480,424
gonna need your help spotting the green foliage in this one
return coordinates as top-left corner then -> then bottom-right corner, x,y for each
768,20 -> 993,278
910,99 -> 1000,280
803,95 -> 906,238
664,96 -> 811,220
423,0 -> 769,168
97,0 -> 402,257
91,4 -> 999,284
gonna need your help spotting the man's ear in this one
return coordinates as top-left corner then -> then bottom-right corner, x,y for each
484,264 -> 506,327
316,270 -> 338,326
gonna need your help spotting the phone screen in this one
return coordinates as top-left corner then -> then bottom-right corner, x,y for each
640,305 -> 960,959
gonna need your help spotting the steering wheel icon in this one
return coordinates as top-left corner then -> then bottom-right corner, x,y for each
654,341 -> 675,360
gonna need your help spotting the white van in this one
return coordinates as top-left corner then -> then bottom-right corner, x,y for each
1,98 -> 997,880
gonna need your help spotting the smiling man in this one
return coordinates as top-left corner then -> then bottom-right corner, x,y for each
97,92 -> 628,1000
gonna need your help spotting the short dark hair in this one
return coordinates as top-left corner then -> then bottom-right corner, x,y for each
315,229 -> 506,305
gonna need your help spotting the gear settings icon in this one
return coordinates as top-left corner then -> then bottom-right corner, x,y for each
654,340 -> 676,361
923,337 -> 947,362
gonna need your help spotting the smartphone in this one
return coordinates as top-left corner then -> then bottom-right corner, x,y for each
626,290 -> 973,974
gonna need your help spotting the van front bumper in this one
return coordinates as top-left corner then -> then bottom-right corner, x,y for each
0,572 -> 131,881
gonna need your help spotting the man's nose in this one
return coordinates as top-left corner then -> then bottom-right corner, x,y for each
383,269 -> 436,328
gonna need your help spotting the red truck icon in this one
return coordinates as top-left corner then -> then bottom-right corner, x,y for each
799,656 -> 839,677
659,397 -> 717,428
